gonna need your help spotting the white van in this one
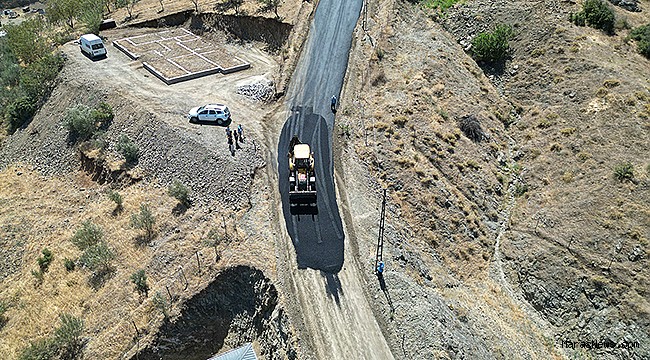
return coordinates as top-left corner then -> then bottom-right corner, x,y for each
79,34 -> 106,59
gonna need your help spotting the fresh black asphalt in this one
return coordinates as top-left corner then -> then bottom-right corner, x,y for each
278,0 -> 363,274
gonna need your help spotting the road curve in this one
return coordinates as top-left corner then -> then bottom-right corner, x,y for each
278,0 -> 362,274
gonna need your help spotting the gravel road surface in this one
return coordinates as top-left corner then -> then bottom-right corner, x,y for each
278,0 -> 363,273
276,1 -> 396,359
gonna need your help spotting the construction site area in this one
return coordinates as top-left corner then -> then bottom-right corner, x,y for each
113,28 -> 250,84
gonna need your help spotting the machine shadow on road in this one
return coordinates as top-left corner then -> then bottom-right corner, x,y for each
322,271 -> 344,307
278,106 -> 345,275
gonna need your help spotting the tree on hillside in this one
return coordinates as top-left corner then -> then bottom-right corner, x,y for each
214,0 -> 244,14
257,0 -> 282,19
4,17 -> 49,65
81,0 -> 105,34
46,0 -> 82,28
115,0 -> 141,19
47,0 -> 106,32
190,0 -> 199,13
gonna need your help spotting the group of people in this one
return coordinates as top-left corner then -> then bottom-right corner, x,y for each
225,124 -> 244,156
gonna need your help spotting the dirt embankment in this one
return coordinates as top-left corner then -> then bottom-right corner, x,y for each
337,0 -> 560,358
441,1 -> 650,358
337,0 -> 649,359
132,266 -> 297,360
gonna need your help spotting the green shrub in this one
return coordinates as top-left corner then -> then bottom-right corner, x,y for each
71,220 -> 103,250
570,11 -> 586,27
53,313 -> 85,359
64,258 -> 76,272
78,241 -> 115,272
131,204 -> 156,240
584,0 -> 615,34
614,162 -> 634,181
168,180 -> 190,206
116,135 -> 139,164
130,269 -> 149,297
31,269 -> 44,283
471,24 -> 514,63
107,190 -> 123,210
5,95 -> 36,134
152,291 -> 169,318
572,0 -> 615,34
37,248 -> 53,272
514,183 -> 529,197
91,102 -> 114,126
65,104 -> 96,141
630,24 -> 650,58
18,338 -> 57,360
19,313 -> 84,360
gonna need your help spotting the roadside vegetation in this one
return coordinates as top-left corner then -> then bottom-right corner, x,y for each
421,0 -> 461,13
0,18 -> 64,135
630,24 -> 650,59
570,0 -> 616,34
470,24 -> 514,63
19,313 -> 85,360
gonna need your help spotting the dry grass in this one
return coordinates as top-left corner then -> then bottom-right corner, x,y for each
0,164 -> 275,359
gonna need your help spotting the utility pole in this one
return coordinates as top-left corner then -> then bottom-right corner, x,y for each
375,188 -> 387,275
362,0 -> 369,32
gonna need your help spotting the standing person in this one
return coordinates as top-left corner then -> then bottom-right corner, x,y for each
225,126 -> 232,139
237,124 -> 244,141
331,95 -> 337,113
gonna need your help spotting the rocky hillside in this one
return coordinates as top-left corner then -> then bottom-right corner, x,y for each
339,0 -> 649,358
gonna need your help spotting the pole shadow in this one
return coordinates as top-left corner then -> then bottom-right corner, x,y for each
377,273 -> 395,315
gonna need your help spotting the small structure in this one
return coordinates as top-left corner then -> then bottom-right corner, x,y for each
207,343 -> 258,360
113,28 -> 250,85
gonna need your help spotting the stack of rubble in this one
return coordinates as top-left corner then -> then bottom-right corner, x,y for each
236,80 -> 275,102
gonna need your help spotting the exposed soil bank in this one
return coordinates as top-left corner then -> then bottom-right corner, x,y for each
193,13 -> 292,51
134,266 -> 297,360
126,10 -> 292,51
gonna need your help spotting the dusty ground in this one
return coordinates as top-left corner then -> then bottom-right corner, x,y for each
1,0 -> 649,359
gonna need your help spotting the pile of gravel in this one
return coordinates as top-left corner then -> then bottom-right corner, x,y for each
236,80 -> 275,102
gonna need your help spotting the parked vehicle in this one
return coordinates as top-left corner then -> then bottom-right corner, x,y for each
79,34 -> 107,59
188,104 -> 231,125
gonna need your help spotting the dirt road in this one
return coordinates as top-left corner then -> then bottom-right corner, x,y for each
275,0 -> 395,358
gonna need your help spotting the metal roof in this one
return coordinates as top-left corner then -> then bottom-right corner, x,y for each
207,343 -> 258,360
